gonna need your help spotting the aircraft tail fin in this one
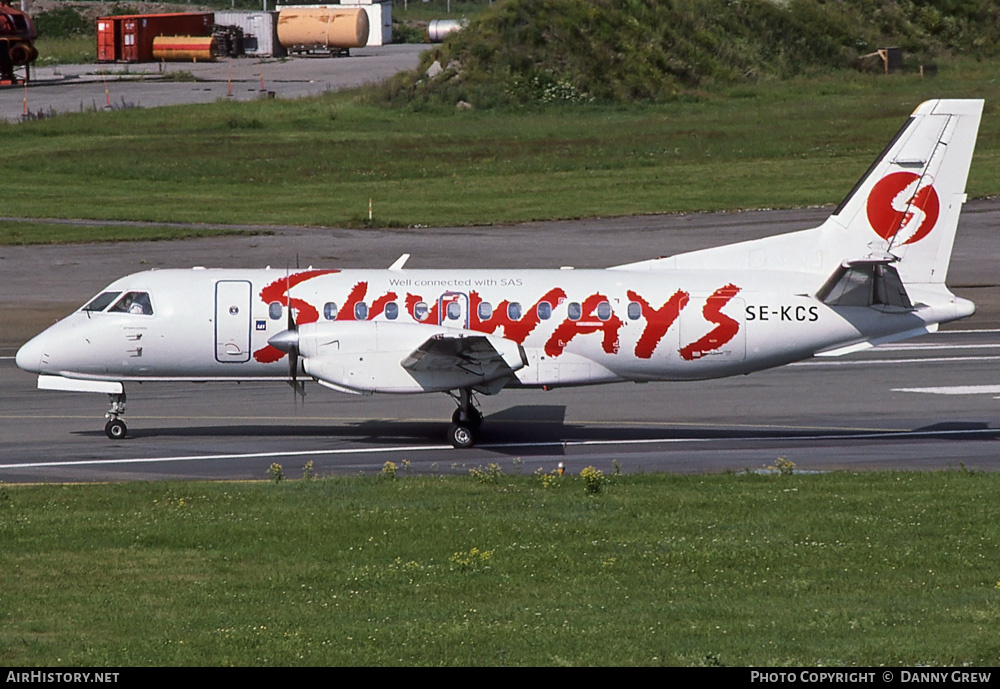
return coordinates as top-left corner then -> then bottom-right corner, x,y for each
825,98 -> 983,285
613,99 -> 983,285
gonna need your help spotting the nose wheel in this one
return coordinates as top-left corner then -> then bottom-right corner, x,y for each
104,391 -> 128,440
105,418 -> 128,440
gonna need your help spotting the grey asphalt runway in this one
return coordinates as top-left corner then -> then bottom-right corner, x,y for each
3,202 -> 999,482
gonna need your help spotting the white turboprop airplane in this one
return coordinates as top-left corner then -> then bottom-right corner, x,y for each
16,99 -> 983,448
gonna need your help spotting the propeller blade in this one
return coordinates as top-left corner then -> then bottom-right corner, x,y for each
280,266 -> 305,400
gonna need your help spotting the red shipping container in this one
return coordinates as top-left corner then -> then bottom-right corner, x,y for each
96,13 -> 214,62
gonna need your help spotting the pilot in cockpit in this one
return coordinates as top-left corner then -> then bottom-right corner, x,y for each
110,292 -> 153,316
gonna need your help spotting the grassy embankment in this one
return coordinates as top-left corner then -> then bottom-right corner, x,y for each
3,57 -> 999,244
2,469 -> 999,666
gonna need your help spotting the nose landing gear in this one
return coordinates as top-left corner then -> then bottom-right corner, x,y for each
104,392 -> 127,439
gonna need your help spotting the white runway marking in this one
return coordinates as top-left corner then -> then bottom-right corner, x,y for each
793,355 -> 1000,367
939,329 -> 1000,334
894,385 -> 1000,395
875,343 -> 1000,351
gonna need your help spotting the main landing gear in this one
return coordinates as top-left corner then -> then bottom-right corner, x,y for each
448,388 -> 483,449
104,391 -> 127,439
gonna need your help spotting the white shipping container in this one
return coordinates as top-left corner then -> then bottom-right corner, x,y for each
215,10 -> 287,57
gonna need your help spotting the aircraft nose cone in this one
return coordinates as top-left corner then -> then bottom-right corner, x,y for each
15,335 -> 45,373
267,329 -> 299,353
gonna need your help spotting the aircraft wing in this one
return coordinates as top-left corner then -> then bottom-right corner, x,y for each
402,332 -> 527,393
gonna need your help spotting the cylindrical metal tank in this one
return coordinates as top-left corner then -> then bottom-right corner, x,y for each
277,7 -> 368,50
152,35 -> 216,61
427,19 -> 465,43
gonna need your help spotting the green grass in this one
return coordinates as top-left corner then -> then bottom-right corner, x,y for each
0,221 -> 267,245
1,469 -> 998,666
392,0 -> 491,22
3,58 -> 999,241
33,35 -> 95,66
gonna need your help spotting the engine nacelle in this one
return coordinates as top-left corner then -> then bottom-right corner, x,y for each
295,320 -> 524,394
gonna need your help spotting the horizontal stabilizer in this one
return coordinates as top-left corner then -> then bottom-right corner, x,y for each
815,324 -> 938,357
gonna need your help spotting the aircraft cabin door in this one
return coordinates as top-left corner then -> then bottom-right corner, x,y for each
438,292 -> 469,329
215,280 -> 252,363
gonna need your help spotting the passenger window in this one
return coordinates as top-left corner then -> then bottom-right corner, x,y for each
627,302 -> 642,320
109,291 -> 153,315
82,291 -> 121,312
323,302 -> 338,320
597,301 -> 612,321
537,301 -> 552,320
354,302 -> 369,320
568,302 -> 582,320
507,302 -> 522,320
269,302 -> 283,320
414,301 -> 429,321
385,302 -> 399,320
478,302 -> 493,320
447,301 -> 462,320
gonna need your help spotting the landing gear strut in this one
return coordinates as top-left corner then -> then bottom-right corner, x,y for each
448,388 -> 482,449
104,391 -> 127,439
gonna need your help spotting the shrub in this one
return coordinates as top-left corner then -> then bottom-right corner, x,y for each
581,466 -> 605,495
34,7 -> 91,39
268,463 -> 284,483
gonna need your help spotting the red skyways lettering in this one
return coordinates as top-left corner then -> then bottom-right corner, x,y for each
470,288 -> 567,344
678,284 -> 742,361
628,289 -> 689,359
338,282 -> 398,321
544,293 -> 623,357
251,277 -> 742,365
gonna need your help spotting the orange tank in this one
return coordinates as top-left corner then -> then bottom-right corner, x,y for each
152,35 -> 216,62
277,7 -> 368,51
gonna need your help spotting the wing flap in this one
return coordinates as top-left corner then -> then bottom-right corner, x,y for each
402,333 -> 526,387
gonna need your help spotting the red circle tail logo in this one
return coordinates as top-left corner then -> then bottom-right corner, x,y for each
865,171 -> 940,246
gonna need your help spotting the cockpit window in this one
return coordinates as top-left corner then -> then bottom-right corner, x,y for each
109,291 -> 153,315
82,291 -> 121,312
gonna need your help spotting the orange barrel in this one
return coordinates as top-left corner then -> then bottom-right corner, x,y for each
152,35 -> 216,62
276,7 -> 369,50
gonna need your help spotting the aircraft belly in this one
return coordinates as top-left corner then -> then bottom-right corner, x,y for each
517,348 -> 623,387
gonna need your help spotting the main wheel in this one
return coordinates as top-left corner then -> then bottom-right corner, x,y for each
105,419 -> 127,440
448,423 -> 476,449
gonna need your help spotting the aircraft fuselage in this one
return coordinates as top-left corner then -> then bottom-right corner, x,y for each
16,266 -> 969,391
